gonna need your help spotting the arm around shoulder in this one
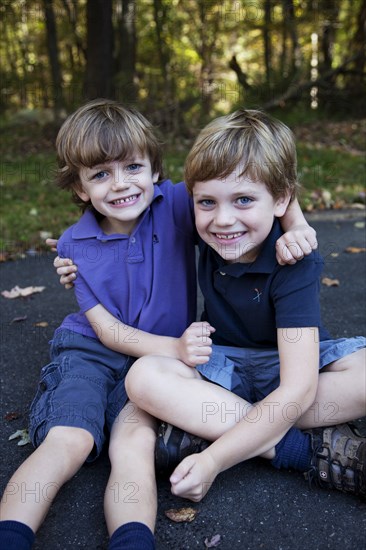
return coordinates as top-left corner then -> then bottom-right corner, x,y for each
277,198 -> 318,265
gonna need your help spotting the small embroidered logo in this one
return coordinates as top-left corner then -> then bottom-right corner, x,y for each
253,288 -> 262,303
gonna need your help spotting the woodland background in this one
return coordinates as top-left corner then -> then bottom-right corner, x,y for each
0,0 -> 365,255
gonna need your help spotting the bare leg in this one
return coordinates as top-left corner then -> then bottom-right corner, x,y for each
126,356 -> 274,460
296,348 -> 366,428
0,426 -> 94,532
104,402 -> 158,536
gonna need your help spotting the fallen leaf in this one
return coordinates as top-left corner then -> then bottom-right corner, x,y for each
10,315 -> 27,324
205,534 -> 222,547
1,285 -> 46,299
165,507 -> 198,523
34,321 -> 49,327
344,246 -> 366,254
330,253 -> 339,258
322,277 -> 340,287
4,412 -> 22,421
8,429 -> 31,446
354,221 -> 365,229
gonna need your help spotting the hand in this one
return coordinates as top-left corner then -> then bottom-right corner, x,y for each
170,450 -> 218,502
45,238 -> 58,252
176,322 -> 215,367
53,256 -> 78,289
276,224 -> 318,265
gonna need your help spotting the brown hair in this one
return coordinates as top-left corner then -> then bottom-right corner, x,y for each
184,109 -> 300,200
56,99 -> 164,209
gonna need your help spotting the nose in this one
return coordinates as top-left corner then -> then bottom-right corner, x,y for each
214,205 -> 235,227
111,167 -> 132,191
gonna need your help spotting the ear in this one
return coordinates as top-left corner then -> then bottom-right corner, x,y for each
152,172 -> 159,184
74,186 -> 90,203
274,194 -> 292,217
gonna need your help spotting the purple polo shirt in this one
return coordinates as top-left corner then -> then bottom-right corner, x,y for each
57,180 -> 197,340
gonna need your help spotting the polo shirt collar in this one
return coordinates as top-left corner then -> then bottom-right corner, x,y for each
71,184 -> 164,241
211,219 -> 281,277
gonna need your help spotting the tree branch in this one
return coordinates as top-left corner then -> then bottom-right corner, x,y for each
262,53 -> 364,110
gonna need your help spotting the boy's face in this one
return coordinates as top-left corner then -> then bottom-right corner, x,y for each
193,170 -> 290,263
76,155 -> 159,234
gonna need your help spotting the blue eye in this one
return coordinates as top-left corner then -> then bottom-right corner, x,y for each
237,196 -> 252,205
126,163 -> 142,172
199,199 -> 215,207
92,170 -> 108,180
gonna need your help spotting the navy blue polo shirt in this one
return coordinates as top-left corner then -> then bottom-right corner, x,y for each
57,180 -> 197,339
198,219 -> 331,348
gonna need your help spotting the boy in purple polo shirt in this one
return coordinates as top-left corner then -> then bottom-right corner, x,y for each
0,99 -> 206,550
126,110 -> 366,501
0,100 -> 318,550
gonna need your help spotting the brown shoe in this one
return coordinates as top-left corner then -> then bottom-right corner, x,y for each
304,423 -> 366,499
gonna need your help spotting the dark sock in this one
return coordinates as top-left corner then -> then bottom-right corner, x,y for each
271,427 -> 312,472
0,520 -> 35,550
108,522 -> 155,550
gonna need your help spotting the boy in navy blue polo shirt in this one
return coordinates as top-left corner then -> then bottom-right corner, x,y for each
126,109 -> 366,501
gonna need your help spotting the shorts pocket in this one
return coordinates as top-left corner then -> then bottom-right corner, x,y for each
29,361 -> 65,442
196,351 -> 235,390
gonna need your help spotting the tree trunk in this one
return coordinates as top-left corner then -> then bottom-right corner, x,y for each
60,0 -> 86,63
115,0 -> 137,103
283,0 -> 300,75
346,0 -> 366,94
42,0 -> 65,116
85,0 -> 114,100
263,0 -> 272,86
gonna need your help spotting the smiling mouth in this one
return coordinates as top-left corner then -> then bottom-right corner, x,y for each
214,232 -> 244,240
111,194 -> 139,205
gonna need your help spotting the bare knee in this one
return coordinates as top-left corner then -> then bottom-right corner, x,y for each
108,420 -> 156,465
44,426 -> 94,466
125,356 -> 163,403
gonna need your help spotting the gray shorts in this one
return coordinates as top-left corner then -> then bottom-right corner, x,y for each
29,329 -> 134,461
196,336 -> 366,403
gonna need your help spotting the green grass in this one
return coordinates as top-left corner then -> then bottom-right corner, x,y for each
0,153 -> 79,256
0,135 -> 364,258
297,144 -> 365,210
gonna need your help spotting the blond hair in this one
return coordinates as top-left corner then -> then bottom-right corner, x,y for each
184,109 -> 300,200
56,99 -> 163,209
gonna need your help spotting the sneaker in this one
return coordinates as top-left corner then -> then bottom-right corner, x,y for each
155,422 -> 209,476
304,423 -> 366,499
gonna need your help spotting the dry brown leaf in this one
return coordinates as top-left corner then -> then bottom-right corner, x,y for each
1,285 -> 46,299
34,321 -> 49,327
322,277 -> 340,287
205,534 -> 222,547
165,507 -> 198,523
4,412 -> 22,421
10,315 -> 27,324
344,246 -> 366,254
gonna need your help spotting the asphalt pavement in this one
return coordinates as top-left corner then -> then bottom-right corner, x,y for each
1,210 -> 365,550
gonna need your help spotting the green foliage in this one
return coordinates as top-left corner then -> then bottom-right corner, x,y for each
0,0 -> 365,125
